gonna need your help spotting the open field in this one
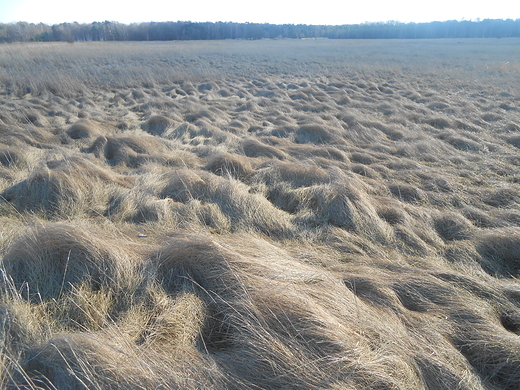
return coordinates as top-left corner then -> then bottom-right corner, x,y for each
0,38 -> 519,389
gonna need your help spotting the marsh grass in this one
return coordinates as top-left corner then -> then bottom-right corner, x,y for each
0,38 -> 520,389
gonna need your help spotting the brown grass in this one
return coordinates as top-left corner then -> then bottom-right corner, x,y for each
476,228 -> 520,277
1,39 -> 520,389
2,223 -> 136,302
84,134 -> 196,168
0,147 -> 22,167
204,153 -> 253,180
66,119 -> 102,140
0,155 -> 134,217
433,212 -> 475,241
389,183 -> 427,203
241,137 -> 289,160
157,169 -> 294,236
140,115 -> 175,136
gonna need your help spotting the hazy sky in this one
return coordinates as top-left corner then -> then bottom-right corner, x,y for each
0,0 -> 518,25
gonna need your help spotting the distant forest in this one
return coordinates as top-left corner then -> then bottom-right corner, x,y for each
1,19 -> 519,42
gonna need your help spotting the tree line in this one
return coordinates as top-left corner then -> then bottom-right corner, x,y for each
1,19 -> 519,43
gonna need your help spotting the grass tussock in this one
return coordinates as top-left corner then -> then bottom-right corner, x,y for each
0,147 -> 22,168
1,155 -> 134,217
2,223 -> 136,302
84,135 -> 196,168
204,153 -> 253,180
1,39 -> 520,389
158,169 -> 294,236
140,114 -> 175,136
241,137 -> 289,160
476,228 -> 520,277
67,119 -> 102,140
433,211 -> 475,241
389,183 -> 427,203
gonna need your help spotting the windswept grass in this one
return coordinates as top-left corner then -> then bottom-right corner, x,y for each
0,38 -> 520,389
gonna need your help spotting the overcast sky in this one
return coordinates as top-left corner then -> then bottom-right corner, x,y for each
0,0 -> 518,25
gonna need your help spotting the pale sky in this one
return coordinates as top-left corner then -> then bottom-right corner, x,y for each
0,0 -> 518,25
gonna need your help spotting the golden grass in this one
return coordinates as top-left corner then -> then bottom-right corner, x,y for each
0,38 -> 520,389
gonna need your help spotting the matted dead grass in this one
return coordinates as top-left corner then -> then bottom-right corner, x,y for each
0,39 -> 520,389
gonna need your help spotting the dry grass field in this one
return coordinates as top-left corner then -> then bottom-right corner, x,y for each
0,38 -> 519,389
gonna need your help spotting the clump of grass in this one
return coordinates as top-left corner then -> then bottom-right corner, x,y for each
16,110 -> 46,127
389,183 -> 426,203
67,119 -> 102,139
462,206 -> 495,228
446,135 -> 485,152
140,115 -> 175,136
84,135 -> 195,167
147,233 -> 240,296
299,183 -> 393,244
16,332 -> 166,389
0,147 -> 22,167
375,198 -> 407,225
241,138 -> 289,159
425,117 -> 451,129
204,153 -> 253,180
481,187 -> 520,208
451,323 -> 520,390
158,169 -> 294,236
283,144 -> 347,161
0,155 -> 134,217
423,176 -> 456,193
433,211 -> 475,241
108,192 -> 177,225
1,223 -> 135,301
505,135 -> 520,148
393,224 -> 433,255
105,168 -> 292,234
253,161 -> 330,189
350,163 -> 380,178
349,151 -> 378,165
0,124 -> 55,149
294,123 -> 344,144
476,228 -> 520,277
164,120 -> 236,146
